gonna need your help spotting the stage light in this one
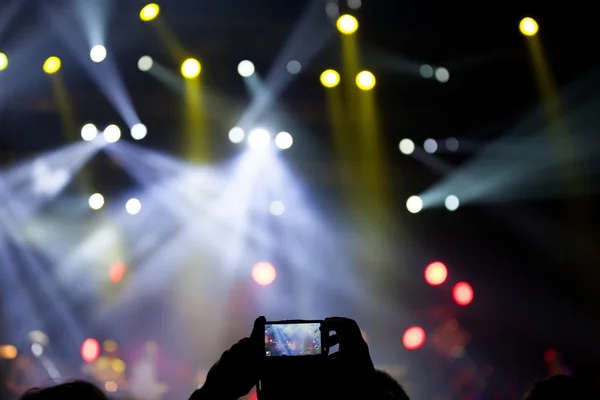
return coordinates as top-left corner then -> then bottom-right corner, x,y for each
109,261 -> 126,283
356,71 -> 376,91
238,60 -> 255,77
43,57 -> 61,74
140,3 -> 160,22
453,282 -> 473,306
105,382 -> 118,393
0,53 -> 7,71
402,327 -> 426,350
425,262 -> 448,286
520,17 -> 538,36
181,58 -> 201,79
269,201 -> 285,216
126,198 -> 142,215
320,69 -> 340,88
435,67 -> 450,83
348,0 -> 362,10
445,195 -> 460,211
111,359 -> 125,372
251,261 -> 277,286
81,123 -> 98,141
286,60 -> 301,74
275,131 -> 293,150
89,193 -> 105,210
419,64 -> 433,78
248,128 -> 271,149
228,127 -> 245,143
138,56 -> 153,72
399,139 -> 415,155
424,138 -> 438,153
131,123 -> 147,140
81,339 -> 100,363
336,14 -> 358,35
0,345 -> 17,359
446,137 -> 459,152
406,196 -> 423,214
31,343 -> 43,357
103,340 -> 117,353
103,125 -> 121,143
90,45 -> 107,63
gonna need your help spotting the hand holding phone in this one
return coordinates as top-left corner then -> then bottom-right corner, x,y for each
264,320 -> 324,357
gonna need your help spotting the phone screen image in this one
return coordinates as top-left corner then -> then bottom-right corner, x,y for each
264,322 -> 322,356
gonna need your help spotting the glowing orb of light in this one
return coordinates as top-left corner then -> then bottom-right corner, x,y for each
251,262 -> 277,286
406,196 -> 423,214
356,70 -> 376,91
89,193 -> 105,211
109,261 -> 126,283
336,14 -> 359,35
399,139 -> 415,155
519,17 -> 538,36
131,123 -> 148,140
181,58 -> 201,79
140,3 -> 160,22
43,57 -> 61,74
453,282 -> 474,306
424,261 -> 448,286
81,123 -> 98,141
275,131 -> 293,150
90,45 -> 107,63
320,69 -> 340,88
248,128 -> 271,149
402,327 -> 426,350
138,56 -> 153,72
103,125 -> 121,143
81,338 -> 100,363
125,198 -> 142,215
237,60 -> 255,77
228,127 -> 245,143
0,53 -> 8,71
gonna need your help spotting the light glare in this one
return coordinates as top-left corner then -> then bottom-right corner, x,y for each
356,71 -> 376,90
269,201 -> 285,216
520,17 -> 538,36
399,139 -> 415,155
140,3 -> 160,21
90,45 -> 107,63
81,124 -> 98,141
320,69 -> 340,88
43,57 -> 61,74
336,14 -> 359,35
435,67 -> 450,83
286,60 -> 301,74
104,125 -> 121,143
138,56 -> 153,72
248,128 -> 271,149
89,193 -> 105,210
228,127 -> 245,144
0,53 -> 8,71
181,58 -> 201,79
237,60 -> 255,77
424,139 -> 438,153
406,196 -> 423,214
275,132 -> 293,150
126,198 -> 142,215
131,123 -> 148,140
445,195 -> 460,211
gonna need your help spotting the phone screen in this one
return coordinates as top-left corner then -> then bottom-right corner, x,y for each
264,322 -> 322,356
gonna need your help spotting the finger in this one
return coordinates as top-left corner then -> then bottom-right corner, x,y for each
250,316 -> 266,341
327,334 -> 340,347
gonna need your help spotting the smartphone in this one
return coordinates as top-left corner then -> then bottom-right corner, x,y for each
264,320 -> 324,357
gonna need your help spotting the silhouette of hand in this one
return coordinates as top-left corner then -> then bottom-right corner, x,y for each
192,316 -> 265,400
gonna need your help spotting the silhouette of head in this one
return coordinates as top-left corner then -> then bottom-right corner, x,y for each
19,380 -> 108,400
524,375 -> 595,400
375,370 -> 410,400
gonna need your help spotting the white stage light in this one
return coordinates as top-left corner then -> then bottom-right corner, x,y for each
419,64 -> 434,78
238,60 -> 255,77
269,201 -> 285,216
31,343 -> 43,357
399,139 -> 415,155
424,139 -> 438,154
286,60 -> 301,74
248,128 -> 271,149
406,196 -> 423,214
81,124 -> 98,141
228,127 -> 245,143
131,123 -> 147,140
125,198 -> 141,215
138,56 -> 153,72
90,45 -> 107,63
89,193 -> 105,210
445,195 -> 460,211
275,132 -> 293,150
104,125 -> 121,143
435,67 -> 450,83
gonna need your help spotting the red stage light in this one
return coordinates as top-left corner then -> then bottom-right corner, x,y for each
109,261 -> 126,283
251,262 -> 276,286
424,261 -> 448,286
453,282 -> 474,306
81,338 -> 100,363
402,327 -> 426,350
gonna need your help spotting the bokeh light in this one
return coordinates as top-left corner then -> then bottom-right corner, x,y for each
131,123 -> 148,140
103,125 -> 121,143
0,53 -> 8,71
435,67 -> 450,83
336,14 -> 359,35
286,60 -> 301,74
43,57 -> 61,74
126,198 -> 142,215
109,261 -> 126,283
90,45 -> 107,63
81,123 -> 98,141
275,132 -> 293,150
238,60 -> 255,77
269,201 -> 285,216
419,64 -> 433,78
111,359 -> 126,373
403,327 -> 426,350
406,196 -> 423,214
0,345 -> 17,359
229,127 -> 245,144
248,128 -> 271,149
251,262 -> 277,286
81,338 -> 100,363
356,71 -> 376,91
453,282 -> 474,306
446,137 -> 459,152
425,262 -> 448,286
105,381 -> 118,392
181,58 -> 201,79
140,3 -> 160,22
520,17 -> 538,36
424,138 -> 438,153
138,56 -> 153,72
399,139 -> 415,155
31,343 -> 43,357
89,193 -> 105,210
445,195 -> 460,212
103,340 -> 117,353
320,69 -> 340,88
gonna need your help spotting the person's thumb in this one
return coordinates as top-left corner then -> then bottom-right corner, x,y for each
251,316 -> 266,341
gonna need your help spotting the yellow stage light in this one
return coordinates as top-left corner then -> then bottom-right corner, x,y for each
519,17 -> 538,36
336,14 -> 359,35
181,58 -> 201,79
43,57 -> 61,74
0,53 -> 7,71
356,70 -> 375,90
320,69 -> 340,88
140,3 -> 160,22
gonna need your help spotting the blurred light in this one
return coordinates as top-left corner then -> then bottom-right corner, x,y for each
361,330 -> 368,344
403,327 -> 426,350
238,60 -> 255,77
103,340 -> 117,353
81,123 -> 98,141
0,53 -> 8,71
286,60 -> 301,74
544,348 -> 557,363
104,125 -> 121,143
140,3 -> 160,22
520,17 -> 538,36
43,57 -> 61,74
419,64 -> 433,78
105,381 -> 118,393
275,131 -> 293,150
424,138 -> 438,153
453,282 -> 474,306
109,261 -> 126,283
406,196 -> 423,214
356,71 -> 376,91
229,127 -> 245,143
138,56 -> 153,72
31,343 -> 43,357
325,2 -> 339,18
248,128 -> 271,149
181,58 -> 201,79
81,339 -> 100,363
126,198 -> 142,215
251,262 -> 277,286
28,331 -> 48,346
348,0 -> 362,10
399,139 -> 415,155
435,67 -> 450,83
445,195 -> 460,211
90,45 -> 107,63
336,14 -> 358,35
89,193 -> 105,210
446,137 -> 459,152
269,201 -> 285,216
131,123 -> 148,140
320,69 -> 340,88
0,345 -> 17,359
111,359 -> 126,373
425,262 -> 448,286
